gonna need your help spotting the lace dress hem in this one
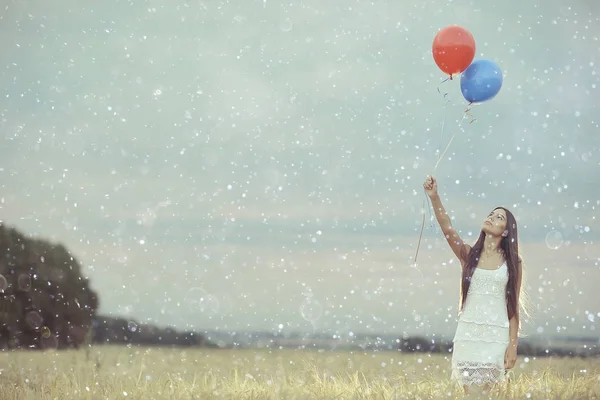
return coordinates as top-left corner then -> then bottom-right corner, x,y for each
451,361 -> 507,387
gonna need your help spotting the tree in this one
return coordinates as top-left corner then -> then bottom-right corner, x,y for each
0,223 -> 99,349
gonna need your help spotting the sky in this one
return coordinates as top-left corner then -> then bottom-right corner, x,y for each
0,0 -> 599,341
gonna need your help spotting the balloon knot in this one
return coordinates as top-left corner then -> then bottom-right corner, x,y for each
465,105 -> 477,124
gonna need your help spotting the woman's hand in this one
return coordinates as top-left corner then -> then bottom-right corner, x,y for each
423,175 -> 438,198
504,344 -> 517,370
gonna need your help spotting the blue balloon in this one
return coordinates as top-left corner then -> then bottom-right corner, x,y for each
460,59 -> 503,103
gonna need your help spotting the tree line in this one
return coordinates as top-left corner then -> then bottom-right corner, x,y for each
0,223 -> 210,350
0,223 -> 98,349
396,336 -> 599,358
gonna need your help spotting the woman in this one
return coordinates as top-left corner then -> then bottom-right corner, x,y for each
423,175 -> 525,394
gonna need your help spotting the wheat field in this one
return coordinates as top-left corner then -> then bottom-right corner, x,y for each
0,346 -> 598,399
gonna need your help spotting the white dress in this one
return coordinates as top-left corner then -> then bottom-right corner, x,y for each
451,263 -> 510,387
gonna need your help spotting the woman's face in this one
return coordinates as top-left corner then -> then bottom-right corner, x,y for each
482,208 -> 508,237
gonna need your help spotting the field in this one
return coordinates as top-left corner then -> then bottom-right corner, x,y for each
0,346 -> 599,399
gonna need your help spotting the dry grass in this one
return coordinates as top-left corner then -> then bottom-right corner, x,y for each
0,346 -> 598,399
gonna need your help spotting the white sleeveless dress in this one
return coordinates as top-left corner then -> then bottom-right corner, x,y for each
451,263 -> 510,387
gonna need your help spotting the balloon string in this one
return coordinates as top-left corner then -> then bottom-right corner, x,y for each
433,103 -> 472,172
432,123 -> 458,172
465,102 -> 476,124
411,77 -> 450,269
413,98 -> 473,267
428,77 -> 451,229
412,197 -> 427,273
435,77 -> 451,169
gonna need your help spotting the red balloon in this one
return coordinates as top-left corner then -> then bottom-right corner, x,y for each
432,25 -> 476,77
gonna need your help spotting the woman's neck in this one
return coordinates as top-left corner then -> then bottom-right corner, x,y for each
482,235 -> 502,255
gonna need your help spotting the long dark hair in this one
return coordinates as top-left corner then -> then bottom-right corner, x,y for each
458,207 -> 522,322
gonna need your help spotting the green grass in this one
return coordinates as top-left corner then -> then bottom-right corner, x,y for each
0,346 -> 598,399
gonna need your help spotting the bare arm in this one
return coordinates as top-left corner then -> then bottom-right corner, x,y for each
424,176 -> 470,265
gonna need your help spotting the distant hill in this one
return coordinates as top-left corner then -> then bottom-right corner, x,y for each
91,315 -> 215,348
198,329 -> 600,358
